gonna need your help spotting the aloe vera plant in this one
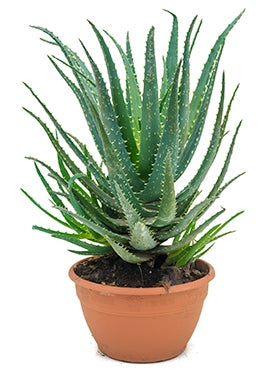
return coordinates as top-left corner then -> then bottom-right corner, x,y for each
22,10 -> 245,267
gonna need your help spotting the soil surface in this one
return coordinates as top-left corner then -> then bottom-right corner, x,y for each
74,255 -> 208,288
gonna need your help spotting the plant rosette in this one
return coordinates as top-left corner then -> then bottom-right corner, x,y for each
23,9 -> 245,363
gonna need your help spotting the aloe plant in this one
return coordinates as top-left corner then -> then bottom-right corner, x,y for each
22,10 -> 245,267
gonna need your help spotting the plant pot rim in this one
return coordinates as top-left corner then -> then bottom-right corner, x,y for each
69,257 -> 215,296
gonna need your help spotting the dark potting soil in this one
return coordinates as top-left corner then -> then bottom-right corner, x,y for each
74,255 -> 208,288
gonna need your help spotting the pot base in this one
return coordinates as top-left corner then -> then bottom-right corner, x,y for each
98,345 -> 186,363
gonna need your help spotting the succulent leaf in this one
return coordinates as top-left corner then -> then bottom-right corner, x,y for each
97,121 -> 154,218
31,27 -> 105,157
21,188 -> 69,228
32,163 -> 88,232
178,16 -> 197,150
80,41 -> 144,192
103,31 -> 142,147
48,56 -> 105,159
188,10 -> 244,136
208,121 -> 242,199
126,32 -> 137,77
175,45 -> 223,180
54,206 -> 129,244
68,174 -> 88,216
189,18 -> 202,55
114,182 -> 141,228
114,182 -> 157,250
31,26 -> 97,100
177,74 -> 226,206
88,21 -> 138,163
175,211 -> 244,267
54,235 -> 112,254
155,208 -> 225,254
140,61 -> 181,202
139,27 -> 161,180
33,225 -> 105,245
161,10 -> 178,99
157,197 -> 216,241
105,237 -> 151,263
152,152 -> 176,227
129,221 -> 157,251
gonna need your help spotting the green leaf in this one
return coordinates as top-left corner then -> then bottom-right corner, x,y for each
160,10 -> 178,99
21,188 -> 69,228
24,82 -> 107,189
140,61 -> 181,202
139,27 -> 161,180
50,55 -> 97,92
164,221 -> 196,265
23,108 -> 118,213
32,225 -> 89,239
157,197 -> 215,241
176,45 -> 223,180
32,162 -> 89,232
189,18 -> 202,55
175,211 -> 244,266
80,41 -> 144,192
50,54 -> 97,91
54,206 -> 129,244
129,221 -> 157,251
208,121 -> 242,199
152,152 -> 176,227
154,208 -> 225,254
105,237 -> 151,264
114,182 -> 141,229
188,10 -> 244,135
216,172 -> 246,197
48,56 -> 105,160
68,173 -> 88,216
76,192 -> 127,233
178,16 -> 198,150
219,84 -> 240,145
66,131 -> 109,191
31,27 -> 105,157
31,26 -> 97,100
68,250 -> 97,255
88,21 -> 138,164
57,153 -> 70,182
175,225 -> 219,267
192,243 -> 215,261
92,115 -> 155,219
114,182 -> 157,251
51,233 -> 112,254
104,30 -> 142,146
126,32 -> 137,77
34,162 -> 75,220
213,210 -> 244,235
23,107 -> 81,173
177,73 -> 225,206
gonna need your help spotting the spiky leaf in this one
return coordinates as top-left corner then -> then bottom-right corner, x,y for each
130,221 -> 157,251
152,152 -> 176,227
160,10 -> 178,99
105,237 -> 151,263
140,61 -> 181,202
88,21 -> 138,163
80,41 -> 143,192
139,27 -> 161,179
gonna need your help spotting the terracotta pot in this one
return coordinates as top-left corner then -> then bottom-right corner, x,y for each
69,258 -> 215,363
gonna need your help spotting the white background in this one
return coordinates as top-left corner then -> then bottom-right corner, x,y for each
1,0 -> 279,369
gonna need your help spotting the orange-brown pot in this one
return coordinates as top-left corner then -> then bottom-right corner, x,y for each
69,258 -> 215,363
